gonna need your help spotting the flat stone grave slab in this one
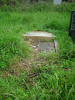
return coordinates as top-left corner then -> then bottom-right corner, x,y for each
23,31 -> 58,53
23,31 -> 55,42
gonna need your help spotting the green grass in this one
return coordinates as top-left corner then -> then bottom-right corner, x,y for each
0,2 -> 75,100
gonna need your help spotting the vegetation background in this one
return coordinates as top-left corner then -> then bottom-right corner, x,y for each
0,0 -> 75,100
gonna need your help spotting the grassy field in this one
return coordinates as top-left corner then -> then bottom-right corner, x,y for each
0,2 -> 75,100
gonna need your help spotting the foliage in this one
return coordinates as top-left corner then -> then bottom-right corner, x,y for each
0,12 -> 31,69
0,65 -> 75,100
0,2 -> 75,100
0,2 -> 75,12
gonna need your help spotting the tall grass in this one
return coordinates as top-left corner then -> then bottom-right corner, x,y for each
0,12 -> 32,69
0,2 -> 75,100
0,2 -> 75,12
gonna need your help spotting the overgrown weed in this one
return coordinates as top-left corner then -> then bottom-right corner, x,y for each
0,2 -> 75,100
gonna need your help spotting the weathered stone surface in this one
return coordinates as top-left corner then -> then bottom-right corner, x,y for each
54,40 -> 59,53
30,41 -> 55,52
23,31 -> 58,53
23,31 -> 55,42
38,42 -> 55,52
53,0 -> 62,5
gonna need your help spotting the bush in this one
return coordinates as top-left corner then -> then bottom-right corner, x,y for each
0,0 -> 18,6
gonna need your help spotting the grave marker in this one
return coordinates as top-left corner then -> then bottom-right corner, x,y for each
70,11 -> 75,38
23,31 -> 59,53
53,0 -> 62,5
